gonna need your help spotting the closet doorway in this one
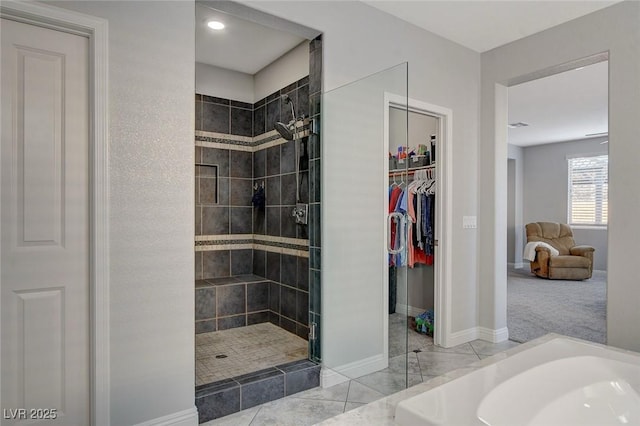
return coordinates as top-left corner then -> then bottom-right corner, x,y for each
384,95 -> 453,351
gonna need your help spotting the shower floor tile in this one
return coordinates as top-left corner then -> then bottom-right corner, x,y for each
196,322 -> 308,386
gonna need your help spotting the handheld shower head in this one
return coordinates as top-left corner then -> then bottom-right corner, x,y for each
275,94 -> 298,140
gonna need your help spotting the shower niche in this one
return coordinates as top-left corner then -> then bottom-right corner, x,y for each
193,2 -> 323,422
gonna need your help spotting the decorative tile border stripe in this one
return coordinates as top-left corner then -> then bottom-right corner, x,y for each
195,234 -> 309,256
195,124 -> 311,153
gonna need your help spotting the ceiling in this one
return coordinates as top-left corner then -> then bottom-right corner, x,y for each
508,61 -> 608,147
195,2 -> 305,75
197,1 -> 612,146
363,1 -> 621,53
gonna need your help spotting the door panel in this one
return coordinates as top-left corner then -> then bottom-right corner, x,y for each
1,18 -> 90,426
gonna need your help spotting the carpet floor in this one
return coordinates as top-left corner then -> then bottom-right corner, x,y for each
507,267 -> 607,344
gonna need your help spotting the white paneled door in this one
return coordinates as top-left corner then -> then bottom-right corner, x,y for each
1,18 -> 90,425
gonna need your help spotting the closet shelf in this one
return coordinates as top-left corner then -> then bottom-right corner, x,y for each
389,164 -> 435,176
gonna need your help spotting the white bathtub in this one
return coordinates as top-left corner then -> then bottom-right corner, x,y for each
395,337 -> 640,426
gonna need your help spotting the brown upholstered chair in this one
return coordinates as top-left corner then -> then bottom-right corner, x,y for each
525,222 -> 594,280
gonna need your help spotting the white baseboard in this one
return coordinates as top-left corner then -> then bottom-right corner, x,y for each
444,326 -> 509,347
508,262 -> 526,269
445,327 -> 480,347
133,407 -> 198,426
478,326 -> 509,343
395,303 -> 426,318
320,353 -> 387,388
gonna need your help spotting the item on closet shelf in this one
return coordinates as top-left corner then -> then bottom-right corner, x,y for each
430,134 -> 436,164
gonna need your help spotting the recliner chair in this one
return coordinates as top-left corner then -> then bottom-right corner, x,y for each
525,222 -> 594,280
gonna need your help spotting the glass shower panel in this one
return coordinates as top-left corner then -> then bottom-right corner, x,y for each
318,63 -> 409,391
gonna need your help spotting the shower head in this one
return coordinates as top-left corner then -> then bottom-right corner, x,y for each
275,94 -> 297,140
275,121 -> 294,140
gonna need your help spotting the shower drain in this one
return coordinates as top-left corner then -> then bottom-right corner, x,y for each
215,354 -> 228,359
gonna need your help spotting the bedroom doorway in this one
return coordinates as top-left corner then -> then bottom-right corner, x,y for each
506,59 -> 608,344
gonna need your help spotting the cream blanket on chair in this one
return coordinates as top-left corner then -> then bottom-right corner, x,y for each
523,242 -> 559,262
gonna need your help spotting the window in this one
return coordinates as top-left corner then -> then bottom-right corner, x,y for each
568,155 -> 608,227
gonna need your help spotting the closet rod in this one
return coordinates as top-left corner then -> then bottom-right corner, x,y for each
389,164 -> 435,177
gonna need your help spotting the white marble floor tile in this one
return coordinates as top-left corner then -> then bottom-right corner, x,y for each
343,402 -> 366,413
354,370 -> 422,396
201,406 -> 260,426
416,351 -> 480,377
421,342 -> 476,355
295,381 -> 350,402
386,353 -> 422,375
469,339 -> 520,356
249,397 -> 345,426
346,381 -> 385,404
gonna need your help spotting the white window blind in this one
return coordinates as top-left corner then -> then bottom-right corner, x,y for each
568,155 -> 608,226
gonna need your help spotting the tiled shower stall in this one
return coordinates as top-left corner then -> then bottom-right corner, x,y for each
194,37 -> 323,423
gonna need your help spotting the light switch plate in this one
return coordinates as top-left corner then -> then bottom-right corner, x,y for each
463,216 -> 477,229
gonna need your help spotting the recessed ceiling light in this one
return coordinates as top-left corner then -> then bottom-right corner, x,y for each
508,122 -> 529,128
207,21 -> 225,30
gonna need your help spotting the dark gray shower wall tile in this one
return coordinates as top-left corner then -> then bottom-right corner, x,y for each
231,107 -> 252,137
202,147 -> 230,176
266,207 -> 281,237
253,149 -> 266,178
309,49 -> 322,95
280,316 -> 297,335
299,138 -> 309,172
297,83 -> 309,119
195,287 -> 216,320
195,381 -> 239,422
253,208 -> 266,235
253,105 -> 266,137
203,250 -> 230,279
230,207 -> 252,234
195,146 -> 202,164
266,90 -> 281,103
202,206 -> 230,235
230,150 -> 252,178
217,284 -> 245,316
310,269 -> 321,314
310,248 -> 320,270
195,251 -> 203,280
266,145 -> 280,177
269,311 -> 280,326
205,276 -> 242,286
296,290 -> 309,325
195,319 -> 217,334
230,178 -> 252,207
266,99 -> 281,133
202,95 -> 230,105
247,281 -> 269,312
310,159 -> 320,203
218,315 -> 246,331
309,92 -> 321,118
269,281 -> 280,312
195,206 -> 202,236
281,255 -> 297,288
266,176 -> 281,206
230,100 -> 252,109
203,102 -> 230,134
195,94 -> 202,101
296,324 -> 309,341
297,257 -> 309,291
309,203 -> 321,246
255,97 -> 266,108
231,249 -> 253,276
240,373 -> 284,410
281,208 -> 297,239
297,76 -> 309,87
281,173 -> 297,205
253,249 -> 266,277
266,252 -> 281,283
217,178 -> 230,206
297,224 -> 308,240
247,311 -> 269,325
281,81 -> 298,95
299,171 -> 309,204
285,364 -> 319,395
195,100 -> 202,131
281,286 -> 296,321
281,141 -> 296,174
200,177 -> 218,205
